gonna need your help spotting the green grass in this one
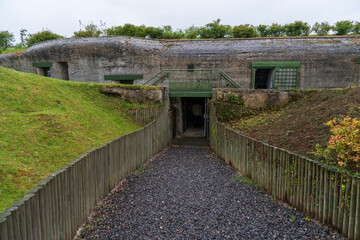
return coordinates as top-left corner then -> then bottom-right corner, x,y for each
0,47 -> 28,54
0,67 -> 154,212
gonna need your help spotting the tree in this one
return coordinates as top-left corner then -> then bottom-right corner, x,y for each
233,25 -> 258,38
27,30 -> 63,47
333,20 -> 354,35
198,19 -> 232,39
0,31 -> 15,49
352,21 -> 360,34
312,22 -> 332,36
284,21 -> 311,36
268,23 -> 285,37
257,25 -> 270,37
20,29 -> 28,47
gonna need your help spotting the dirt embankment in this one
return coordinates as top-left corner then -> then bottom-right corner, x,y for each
225,87 -> 360,173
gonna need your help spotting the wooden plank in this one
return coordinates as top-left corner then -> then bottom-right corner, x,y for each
337,175 -> 345,232
354,180 -> 360,240
323,169 -> 329,224
333,172 -> 340,229
13,200 -> 27,240
342,177 -> 351,237
348,178 -> 357,240
0,212 -> 9,240
315,165 -> 320,221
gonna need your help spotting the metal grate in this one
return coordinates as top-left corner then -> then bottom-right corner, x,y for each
143,69 -> 242,89
273,68 -> 299,90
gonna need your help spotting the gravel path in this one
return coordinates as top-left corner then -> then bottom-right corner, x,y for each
78,147 -> 344,239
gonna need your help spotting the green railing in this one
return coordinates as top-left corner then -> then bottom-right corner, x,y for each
143,69 -> 242,89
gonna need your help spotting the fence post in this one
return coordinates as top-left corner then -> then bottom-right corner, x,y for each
354,180 -> 360,240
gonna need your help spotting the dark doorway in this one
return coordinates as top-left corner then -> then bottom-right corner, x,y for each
37,67 -> 51,77
182,97 -> 209,138
254,68 -> 275,89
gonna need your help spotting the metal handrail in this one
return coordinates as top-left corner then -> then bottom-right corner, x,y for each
143,69 -> 242,88
0,56 -> 19,71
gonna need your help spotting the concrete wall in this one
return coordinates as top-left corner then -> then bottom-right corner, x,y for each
1,36 -> 359,89
101,86 -> 165,104
214,88 -> 292,107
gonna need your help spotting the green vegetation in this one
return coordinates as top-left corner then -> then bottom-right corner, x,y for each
233,24 -> 258,38
0,67 -> 153,212
224,87 -> 360,176
134,163 -> 148,176
231,174 -> 256,186
0,47 -> 28,54
26,30 -> 63,47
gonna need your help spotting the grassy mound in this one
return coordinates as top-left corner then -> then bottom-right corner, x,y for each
225,87 -> 360,175
0,67 -> 151,212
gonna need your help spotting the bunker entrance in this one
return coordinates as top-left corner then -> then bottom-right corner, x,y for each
57,62 -> 69,80
254,68 -> 275,89
170,97 -> 210,142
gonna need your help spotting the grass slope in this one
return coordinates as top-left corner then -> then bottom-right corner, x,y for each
226,87 -> 360,174
0,67 -> 148,212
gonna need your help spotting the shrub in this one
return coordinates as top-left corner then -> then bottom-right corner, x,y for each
313,116 -> 360,169
233,25 -> 258,38
284,21 -> 311,36
162,26 -> 185,39
312,22 -> 332,36
145,27 -> 164,39
268,23 -> 286,37
27,30 -> 63,47
198,19 -> 232,39
257,24 -> 270,37
73,30 -> 101,38
333,20 -> 354,35
184,25 -> 200,39
73,23 -> 102,38
106,24 -> 147,37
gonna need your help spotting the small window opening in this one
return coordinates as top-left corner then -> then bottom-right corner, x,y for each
187,64 -> 194,72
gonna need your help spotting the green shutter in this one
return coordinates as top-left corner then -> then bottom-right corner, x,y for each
169,82 -> 212,97
104,74 -> 143,81
33,62 -> 52,68
251,61 -> 300,68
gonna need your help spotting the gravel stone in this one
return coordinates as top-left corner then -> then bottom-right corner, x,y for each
78,146 -> 345,239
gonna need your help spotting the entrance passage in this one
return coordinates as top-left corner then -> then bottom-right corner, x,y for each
79,147 -> 342,239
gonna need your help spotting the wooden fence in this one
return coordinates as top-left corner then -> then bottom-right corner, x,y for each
209,103 -> 360,240
128,105 -> 163,125
0,102 -> 171,240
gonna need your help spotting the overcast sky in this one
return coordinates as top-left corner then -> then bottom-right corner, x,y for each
1,0 -> 360,43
